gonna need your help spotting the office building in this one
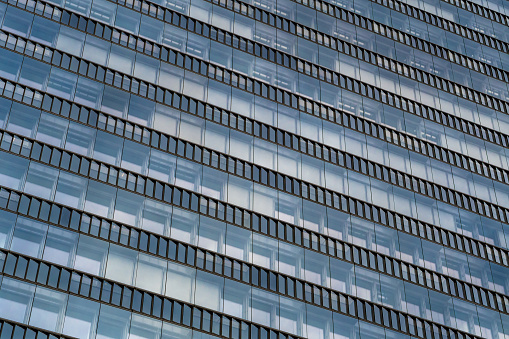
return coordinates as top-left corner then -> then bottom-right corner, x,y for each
0,0 -> 507,337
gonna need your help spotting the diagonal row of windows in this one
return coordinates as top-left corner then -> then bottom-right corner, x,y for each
206,0 -> 507,74
2,26 -> 508,211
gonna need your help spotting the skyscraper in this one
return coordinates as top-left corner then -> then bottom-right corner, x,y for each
0,0 -> 507,336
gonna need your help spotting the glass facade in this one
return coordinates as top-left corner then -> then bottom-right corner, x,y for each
0,0 -> 507,337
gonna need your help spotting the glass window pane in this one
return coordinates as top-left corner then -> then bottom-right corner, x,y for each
84,179 -> 117,218
0,278 -> 35,323
64,122 -> 97,157
225,224 -> 251,262
10,217 -> 48,259
73,235 -> 109,276
18,58 -> 51,91
194,271 -> 224,312
141,199 -> 172,237
42,226 -> 78,267
127,96 -> 155,127
164,262 -> 195,303
46,68 -> 78,100
35,112 -> 69,147
30,16 -> 59,47
108,45 -> 135,74
101,86 -> 130,118
54,171 -> 88,209
29,287 -> 67,332
105,244 -> 137,285
121,140 -> 150,175
148,149 -> 177,184
170,208 -> 199,245
96,305 -> 131,339
0,48 -> 22,81
0,151 -> 29,191
161,323 -> 192,339
2,7 -> 33,37
0,210 -> 16,249
223,279 -> 251,320
134,53 -> 159,83
83,35 -> 110,66
134,253 -> 167,294
23,163 -> 59,200
6,103 -> 41,138
56,26 -> 86,56
113,190 -> 144,227
128,314 -> 162,339
62,296 -> 100,339
197,216 -> 226,254
92,131 -> 123,166
75,77 -> 104,109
